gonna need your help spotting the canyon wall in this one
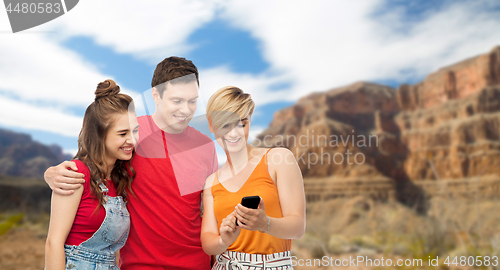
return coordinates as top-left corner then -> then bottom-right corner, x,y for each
256,46 -> 500,203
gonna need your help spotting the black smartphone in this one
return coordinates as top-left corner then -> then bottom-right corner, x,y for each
236,196 -> 261,226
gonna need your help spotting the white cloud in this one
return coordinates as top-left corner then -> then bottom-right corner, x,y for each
219,0 -> 500,99
198,65 -> 290,107
370,0 -> 500,78
0,28 -> 139,137
0,35 -> 102,107
0,34 -> 139,106
0,95 -> 82,137
40,0 -> 222,62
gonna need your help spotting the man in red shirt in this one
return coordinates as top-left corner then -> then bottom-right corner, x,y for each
44,57 -> 218,269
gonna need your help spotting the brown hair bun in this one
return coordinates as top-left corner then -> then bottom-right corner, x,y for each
95,79 -> 121,100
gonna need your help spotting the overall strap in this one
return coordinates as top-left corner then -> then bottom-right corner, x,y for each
99,182 -> 109,195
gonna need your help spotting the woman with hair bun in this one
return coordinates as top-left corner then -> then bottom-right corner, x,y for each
45,80 -> 139,270
201,86 -> 305,269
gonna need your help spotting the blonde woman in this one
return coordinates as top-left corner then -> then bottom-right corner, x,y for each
201,86 -> 305,269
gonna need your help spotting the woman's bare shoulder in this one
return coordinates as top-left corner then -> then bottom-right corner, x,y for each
267,147 -> 295,164
204,172 -> 217,192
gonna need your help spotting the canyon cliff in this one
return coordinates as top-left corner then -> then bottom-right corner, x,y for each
256,46 -> 500,203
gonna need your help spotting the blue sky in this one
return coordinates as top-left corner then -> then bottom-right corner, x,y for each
1,0 -> 500,157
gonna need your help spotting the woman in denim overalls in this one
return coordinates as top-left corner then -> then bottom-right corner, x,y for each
45,80 -> 139,270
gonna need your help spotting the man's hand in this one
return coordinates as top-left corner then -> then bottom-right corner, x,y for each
44,161 -> 85,195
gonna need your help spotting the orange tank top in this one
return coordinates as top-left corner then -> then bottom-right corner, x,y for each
212,149 -> 292,254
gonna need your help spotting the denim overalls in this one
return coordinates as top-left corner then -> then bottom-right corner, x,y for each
63,182 -> 130,269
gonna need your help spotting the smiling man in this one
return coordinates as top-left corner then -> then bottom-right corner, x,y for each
44,57 -> 218,270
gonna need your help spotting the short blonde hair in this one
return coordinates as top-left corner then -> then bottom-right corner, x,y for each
206,86 -> 255,129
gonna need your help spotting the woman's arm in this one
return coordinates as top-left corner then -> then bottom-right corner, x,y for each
45,186 -> 83,270
200,174 -> 241,255
235,148 -> 306,239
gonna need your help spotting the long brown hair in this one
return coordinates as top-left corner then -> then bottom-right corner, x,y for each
74,79 -> 136,209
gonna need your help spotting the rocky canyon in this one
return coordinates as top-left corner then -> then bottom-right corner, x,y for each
256,46 -> 500,205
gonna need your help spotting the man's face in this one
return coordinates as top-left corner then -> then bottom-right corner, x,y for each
154,81 -> 199,134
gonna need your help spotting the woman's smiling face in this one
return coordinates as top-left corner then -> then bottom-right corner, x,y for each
104,112 -> 139,166
214,116 -> 251,153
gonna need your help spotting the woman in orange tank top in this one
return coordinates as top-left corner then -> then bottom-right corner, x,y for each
201,86 -> 306,269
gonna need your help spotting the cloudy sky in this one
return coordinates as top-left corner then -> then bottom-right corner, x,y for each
1,0 -> 500,157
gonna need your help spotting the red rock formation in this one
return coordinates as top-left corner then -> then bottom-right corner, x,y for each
396,86 -> 500,181
256,46 -> 500,202
255,82 -> 399,179
397,46 -> 500,111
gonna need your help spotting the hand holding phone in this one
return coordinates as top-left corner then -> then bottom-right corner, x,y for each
236,196 -> 260,226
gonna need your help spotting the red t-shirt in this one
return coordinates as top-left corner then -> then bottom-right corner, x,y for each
65,160 -> 118,246
120,115 -> 218,270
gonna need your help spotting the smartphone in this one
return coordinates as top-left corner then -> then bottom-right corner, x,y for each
241,196 -> 260,209
236,196 -> 261,226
